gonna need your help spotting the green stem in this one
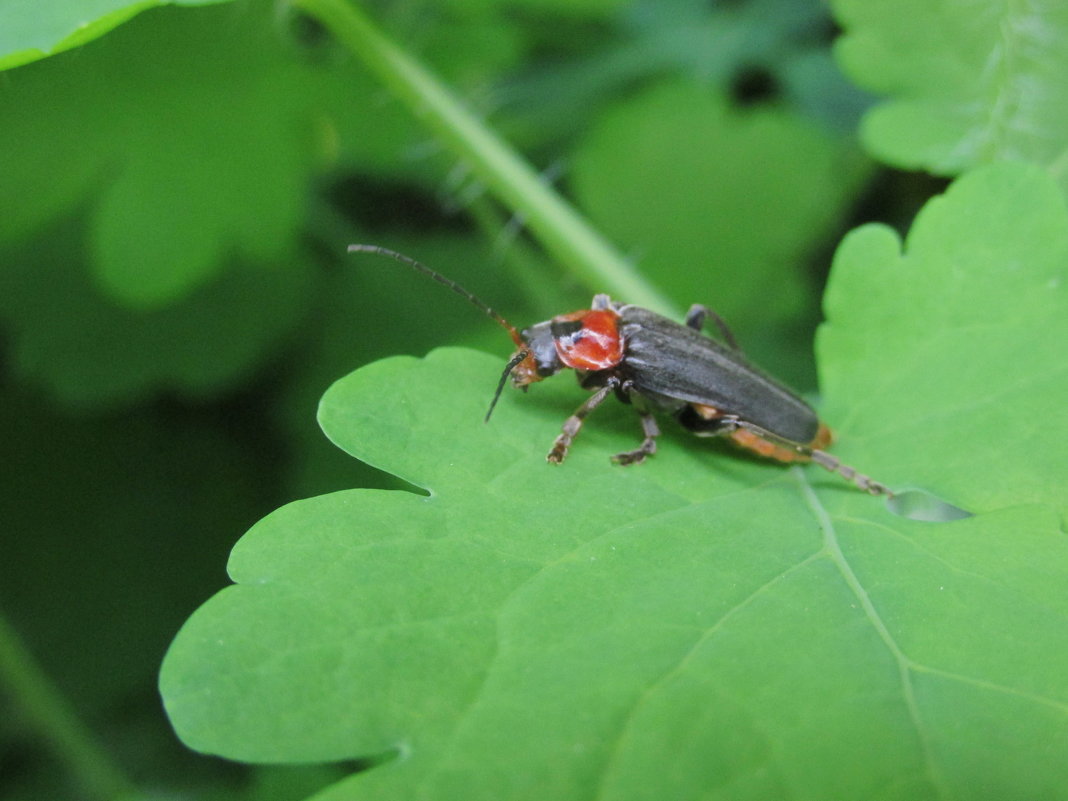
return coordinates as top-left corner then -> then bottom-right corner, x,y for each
0,611 -> 136,801
291,0 -> 678,315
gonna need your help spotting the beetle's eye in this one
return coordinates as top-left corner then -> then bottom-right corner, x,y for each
550,319 -> 583,339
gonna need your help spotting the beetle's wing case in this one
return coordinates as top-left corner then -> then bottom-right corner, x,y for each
615,304 -> 820,444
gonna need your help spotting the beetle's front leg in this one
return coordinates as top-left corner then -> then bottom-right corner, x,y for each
547,379 -> 618,463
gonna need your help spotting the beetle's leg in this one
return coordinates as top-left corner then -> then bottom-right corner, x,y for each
729,419 -> 893,498
609,387 -> 659,465
611,407 -> 659,466
685,304 -> 741,351
547,379 -> 618,464
681,407 -> 891,496
808,449 -> 893,497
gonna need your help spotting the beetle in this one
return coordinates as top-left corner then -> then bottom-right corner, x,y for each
349,244 -> 891,497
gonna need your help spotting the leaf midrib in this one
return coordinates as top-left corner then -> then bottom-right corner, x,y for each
800,477 -> 950,798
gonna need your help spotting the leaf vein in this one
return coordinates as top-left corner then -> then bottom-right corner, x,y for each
799,475 -> 952,799
593,549 -> 825,801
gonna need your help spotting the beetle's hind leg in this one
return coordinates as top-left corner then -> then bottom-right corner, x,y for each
728,418 -> 893,497
808,449 -> 893,497
678,406 -> 892,496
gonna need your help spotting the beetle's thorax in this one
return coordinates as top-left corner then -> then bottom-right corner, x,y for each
511,305 -> 624,388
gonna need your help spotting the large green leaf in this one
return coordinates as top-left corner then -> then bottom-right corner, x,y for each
161,162 -> 1067,800
832,0 -> 1068,191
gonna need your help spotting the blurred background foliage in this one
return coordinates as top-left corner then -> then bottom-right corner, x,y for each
0,0 -> 936,798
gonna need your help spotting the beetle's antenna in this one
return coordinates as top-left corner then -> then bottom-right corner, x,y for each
485,350 -> 529,422
348,244 -> 525,348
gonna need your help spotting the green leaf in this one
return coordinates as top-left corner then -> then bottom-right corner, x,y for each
819,161 -> 1068,512
162,161 -> 1067,799
832,0 -> 1068,189
0,0 -> 224,70
0,1 -> 319,308
570,80 -> 870,384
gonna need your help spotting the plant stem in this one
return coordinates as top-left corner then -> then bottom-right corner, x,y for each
290,0 -> 679,315
0,611 -> 137,801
